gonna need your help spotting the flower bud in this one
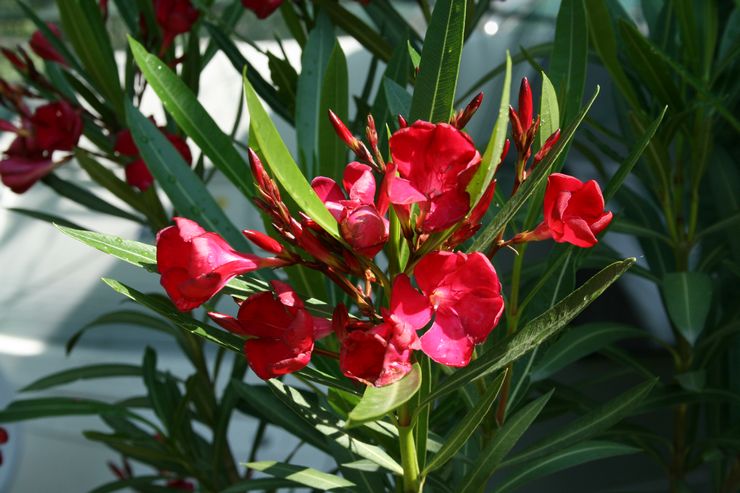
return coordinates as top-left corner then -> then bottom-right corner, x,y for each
533,128 -> 561,166
518,77 -> 533,134
328,109 -> 358,151
340,205 -> 389,258
454,92 -> 483,129
243,229 -> 284,254
397,115 -> 408,128
29,23 -> 67,66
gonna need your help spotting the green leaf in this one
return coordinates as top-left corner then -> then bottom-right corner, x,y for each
422,370 -> 507,475
244,74 -> 341,240
218,479 -> 300,493
56,0 -> 123,117
603,107 -> 666,202
318,42 -> 349,182
467,52 -> 511,205
75,150 -> 142,210
531,323 -> 645,382
128,37 -> 255,199
125,101 -> 252,252
469,86 -> 599,252
102,278 -> 244,353
43,174 -> 144,224
419,258 -> 635,408
7,207 -> 85,230
549,0 -> 587,125
496,440 -> 639,493
501,379 -> 656,468
538,71 -> 560,148
0,397 -> 146,424
409,0 -> 466,123
384,78 -> 413,119
66,310 -> 177,354
265,380 -> 403,474
346,364 -> 422,428
295,12 -> 335,175
661,272 -> 713,345
245,461 -> 355,491
21,364 -> 144,392
458,391 -> 553,493
56,225 -> 156,269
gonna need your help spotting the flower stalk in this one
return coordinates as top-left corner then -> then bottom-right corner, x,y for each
398,403 -> 422,493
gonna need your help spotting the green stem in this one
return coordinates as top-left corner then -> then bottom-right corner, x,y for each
398,404 -> 422,493
495,244 -> 526,425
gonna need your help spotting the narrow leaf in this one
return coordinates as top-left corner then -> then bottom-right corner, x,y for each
43,174 -> 143,224
538,71 -> 560,148
245,461 -> 354,491
661,272 -> 713,345
459,390 -> 553,492
21,364 -> 143,392
346,364 -> 422,428
549,0 -> 587,125
244,75 -> 341,240
128,37 -> 254,198
423,370 -> 507,474
409,0 -> 466,123
318,42 -> 349,182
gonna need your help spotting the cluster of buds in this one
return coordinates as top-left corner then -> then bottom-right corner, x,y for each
153,77 -> 612,387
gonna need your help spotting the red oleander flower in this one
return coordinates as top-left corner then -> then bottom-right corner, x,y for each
0,426 -> 6,467
312,162 -> 388,257
29,101 -> 82,152
29,23 -> 67,66
339,275 -> 431,386
154,0 -> 200,49
209,281 -> 315,380
388,121 -> 481,233
533,173 -> 613,247
114,128 -> 192,191
0,135 -> 55,193
156,217 -> 287,311
412,251 -> 504,367
242,0 -> 283,18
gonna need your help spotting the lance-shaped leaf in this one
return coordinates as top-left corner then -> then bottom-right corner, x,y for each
500,379 -> 656,468
56,0 -> 123,117
295,12 -> 335,176
538,72 -> 560,148
318,42 -> 349,182
549,0 -> 587,125
0,397 -> 151,426
245,461 -> 355,491
128,37 -> 254,199
661,272 -> 713,345
102,278 -> 244,353
409,0 -> 466,123
125,102 -> 252,252
418,258 -> 635,409
244,74 -> 341,240
21,364 -> 145,392
422,370 -> 507,475
458,390 -> 553,492
346,364 -> 422,428
496,440 -> 639,493
466,53 -> 511,205
469,86 -> 599,253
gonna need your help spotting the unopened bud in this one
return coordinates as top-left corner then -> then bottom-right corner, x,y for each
533,128 -> 561,166
518,77 -> 533,133
248,148 -> 267,188
509,106 -> 523,142
366,114 -> 378,150
243,229 -> 284,254
328,109 -> 357,150
1,48 -> 26,72
455,92 -> 483,129
398,115 -> 408,128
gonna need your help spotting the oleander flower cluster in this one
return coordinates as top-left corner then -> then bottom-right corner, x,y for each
154,78 -> 613,387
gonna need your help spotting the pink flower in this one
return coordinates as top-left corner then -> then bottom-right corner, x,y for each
339,276 -> 431,386
29,101 -> 82,152
29,23 -> 67,66
311,162 -> 388,257
533,173 -> 612,247
115,128 -> 192,191
209,281 -> 316,380
156,217 -> 286,311
242,0 -> 283,19
388,121 -> 481,233
0,135 -> 54,193
413,251 -> 504,367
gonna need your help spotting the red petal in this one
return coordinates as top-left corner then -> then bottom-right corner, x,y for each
389,274 -> 432,331
343,161 -> 376,205
419,309 -> 474,367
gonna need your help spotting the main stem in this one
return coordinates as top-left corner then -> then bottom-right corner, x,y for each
495,244 -> 526,425
398,404 -> 421,493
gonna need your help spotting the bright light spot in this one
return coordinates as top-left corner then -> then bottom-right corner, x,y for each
0,334 -> 46,356
484,20 -> 499,36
